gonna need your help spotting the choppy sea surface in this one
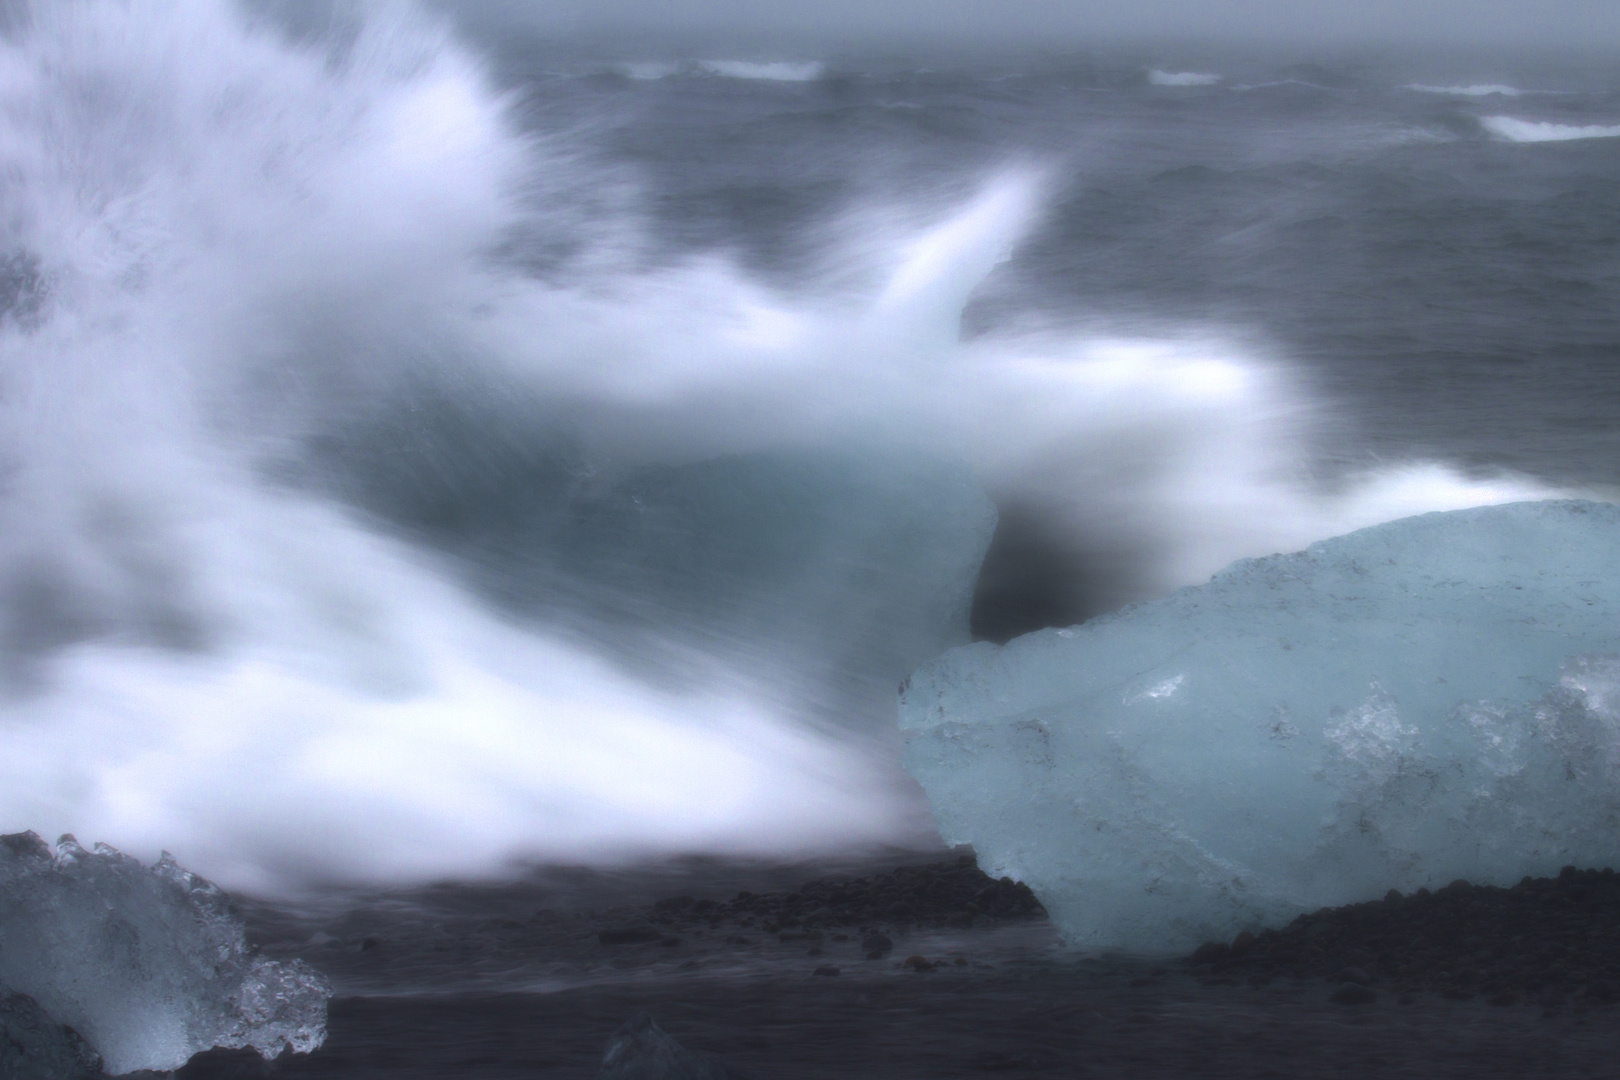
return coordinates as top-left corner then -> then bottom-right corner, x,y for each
1,3 -> 1619,1072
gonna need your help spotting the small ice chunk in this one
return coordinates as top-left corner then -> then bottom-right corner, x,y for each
0,832 -> 330,1075
599,1012 -> 753,1079
902,500 -> 1620,951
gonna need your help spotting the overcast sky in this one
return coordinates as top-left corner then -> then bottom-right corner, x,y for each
434,0 -> 1620,52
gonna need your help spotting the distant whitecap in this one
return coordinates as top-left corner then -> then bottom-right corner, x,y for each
699,60 -> 824,82
1482,116 -> 1620,142
1149,69 -> 1220,87
1405,83 -> 1524,97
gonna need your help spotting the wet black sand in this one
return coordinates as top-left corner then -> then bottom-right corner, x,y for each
1186,866 -> 1620,1009
185,856 -> 1620,1079
182,967 -> 1620,1079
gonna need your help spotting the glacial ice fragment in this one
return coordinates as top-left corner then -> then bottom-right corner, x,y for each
901,500 -> 1620,951
0,832 -> 330,1075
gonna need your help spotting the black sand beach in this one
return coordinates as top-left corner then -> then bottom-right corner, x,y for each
173,856 -> 1620,1079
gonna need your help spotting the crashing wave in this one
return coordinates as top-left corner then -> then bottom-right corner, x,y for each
0,0 -> 1570,890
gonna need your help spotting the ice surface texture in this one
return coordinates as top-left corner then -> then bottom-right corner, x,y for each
902,500 -> 1620,952
0,832 -> 329,1075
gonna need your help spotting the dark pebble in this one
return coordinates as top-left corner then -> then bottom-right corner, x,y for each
599,926 -> 661,945
1330,983 -> 1377,1005
652,895 -> 694,912
862,932 -> 893,959
972,1050 -> 1047,1071
812,965 -> 841,977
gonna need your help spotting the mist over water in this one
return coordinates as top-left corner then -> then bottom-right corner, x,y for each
0,1 -> 1594,892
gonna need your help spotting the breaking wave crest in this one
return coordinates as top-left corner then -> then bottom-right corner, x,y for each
0,0 -> 1567,891
698,60 -> 824,81
1482,116 -> 1620,142
1149,70 -> 1220,87
1405,83 -> 1524,97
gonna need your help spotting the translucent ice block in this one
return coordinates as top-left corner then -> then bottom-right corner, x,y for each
903,500 -> 1620,951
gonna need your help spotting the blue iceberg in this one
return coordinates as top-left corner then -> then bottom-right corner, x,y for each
902,500 -> 1620,951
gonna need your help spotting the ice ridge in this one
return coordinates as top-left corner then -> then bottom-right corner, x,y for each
902,500 -> 1620,952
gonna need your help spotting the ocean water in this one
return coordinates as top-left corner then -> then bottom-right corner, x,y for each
2,5 -> 1620,1061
